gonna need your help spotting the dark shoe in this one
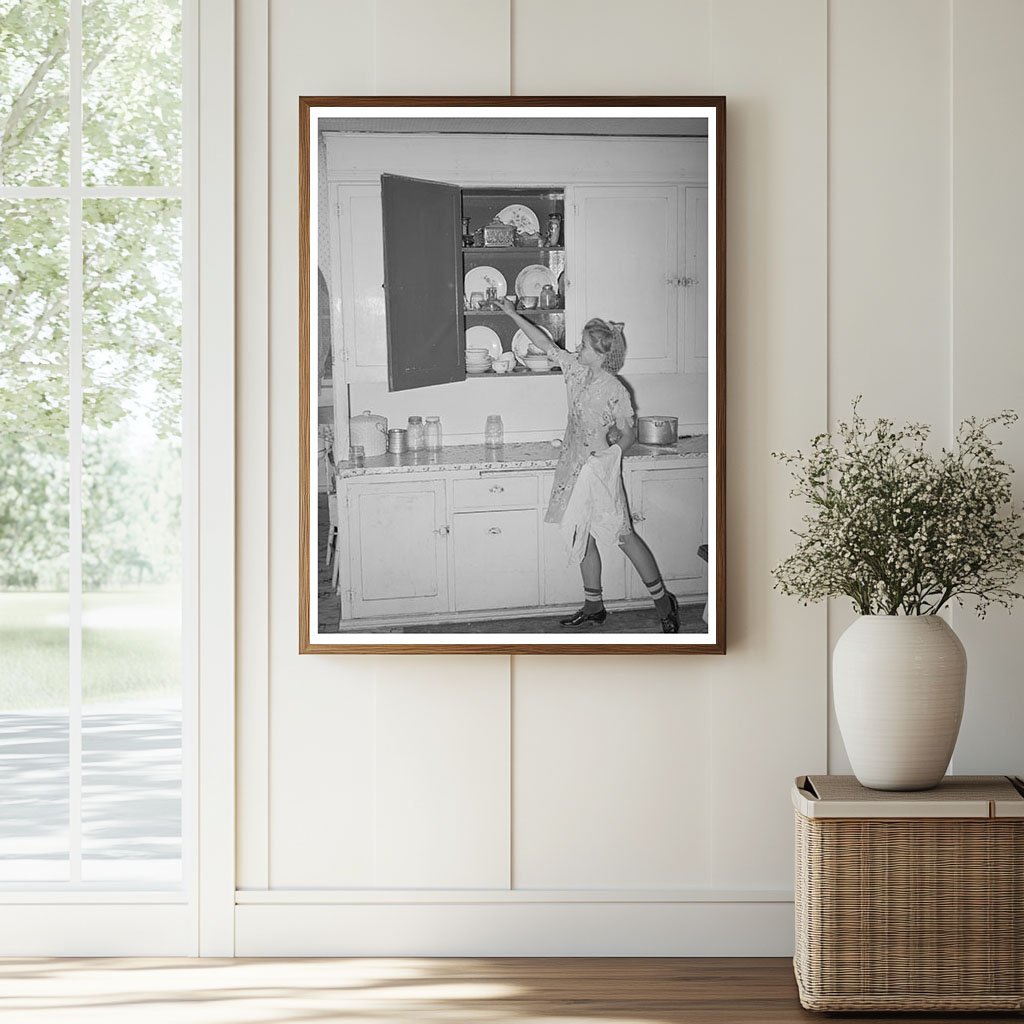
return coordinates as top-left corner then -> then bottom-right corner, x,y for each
660,592 -> 680,634
560,606 -> 608,628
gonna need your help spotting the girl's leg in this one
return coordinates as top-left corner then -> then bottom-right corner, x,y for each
560,534 -> 607,626
619,530 -> 672,617
580,534 -> 604,611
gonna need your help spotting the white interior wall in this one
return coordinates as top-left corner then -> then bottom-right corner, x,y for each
234,0 -> 1024,956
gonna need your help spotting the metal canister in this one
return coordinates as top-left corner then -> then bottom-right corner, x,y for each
387,428 -> 407,454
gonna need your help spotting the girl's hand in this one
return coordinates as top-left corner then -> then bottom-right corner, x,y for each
494,296 -> 517,315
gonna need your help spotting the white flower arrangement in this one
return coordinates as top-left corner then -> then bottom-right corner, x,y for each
772,400 -> 1024,617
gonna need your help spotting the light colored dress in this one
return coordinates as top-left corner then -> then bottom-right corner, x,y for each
545,346 -> 635,546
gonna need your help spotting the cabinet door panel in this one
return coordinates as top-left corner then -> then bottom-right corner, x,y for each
683,185 -> 708,374
336,186 -> 388,380
572,186 -> 679,374
381,173 -> 465,392
627,466 -> 707,598
346,480 -> 448,618
453,510 -> 539,612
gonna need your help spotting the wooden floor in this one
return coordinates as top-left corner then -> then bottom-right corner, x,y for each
0,957 -> 1019,1023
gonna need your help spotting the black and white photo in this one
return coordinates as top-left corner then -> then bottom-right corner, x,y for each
300,99 -> 725,653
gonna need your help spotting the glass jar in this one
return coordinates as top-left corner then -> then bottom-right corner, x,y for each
484,414 -> 504,449
539,283 -> 559,309
424,416 -> 442,451
406,415 -> 425,450
348,444 -> 365,468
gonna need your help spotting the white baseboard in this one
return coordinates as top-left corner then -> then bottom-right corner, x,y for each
0,904 -> 195,956
235,899 -> 795,957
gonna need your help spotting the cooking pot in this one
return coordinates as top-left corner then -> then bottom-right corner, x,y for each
637,415 -> 678,446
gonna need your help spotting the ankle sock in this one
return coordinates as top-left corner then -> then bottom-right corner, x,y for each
644,577 -> 671,614
583,587 -> 604,612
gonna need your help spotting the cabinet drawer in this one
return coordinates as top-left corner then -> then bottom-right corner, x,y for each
453,510 -> 539,611
453,474 -> 538,510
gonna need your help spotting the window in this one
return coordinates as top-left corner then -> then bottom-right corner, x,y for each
1,0 -> 192,889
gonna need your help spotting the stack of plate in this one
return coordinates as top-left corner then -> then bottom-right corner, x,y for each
465,347 -> 491,374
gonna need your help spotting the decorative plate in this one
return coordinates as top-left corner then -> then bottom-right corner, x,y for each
514,264 -> 558,298
465,325 -> 502,360
463,265 -> 507,301
495,204 -> 540,236
511,325 -> 554,365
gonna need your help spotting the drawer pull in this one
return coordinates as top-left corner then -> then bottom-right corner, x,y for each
632,511 -> 645,522
488,526 -> 502,536
489,484 -> 505,494
435,525 -> 450,536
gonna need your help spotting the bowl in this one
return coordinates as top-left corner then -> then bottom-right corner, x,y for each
519,295 -> 539,310
466,347 -> 489,360
466,362 -> 491,374
524,356 -> 550,372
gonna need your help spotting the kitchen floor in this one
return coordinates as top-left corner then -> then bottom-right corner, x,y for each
318,493 -> 706,634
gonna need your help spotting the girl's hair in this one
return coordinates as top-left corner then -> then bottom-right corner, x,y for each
583,318 -> 627,373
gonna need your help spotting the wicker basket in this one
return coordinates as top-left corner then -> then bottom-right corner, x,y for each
793,775 -> 1024,1012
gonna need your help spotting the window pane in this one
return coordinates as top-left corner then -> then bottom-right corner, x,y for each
82,0 -> 181,187
0,199 -> 70,880
0,1 -> 70,186
81,198 -> 181,883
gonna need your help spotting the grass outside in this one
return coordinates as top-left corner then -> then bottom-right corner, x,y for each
0,589 -> 180,710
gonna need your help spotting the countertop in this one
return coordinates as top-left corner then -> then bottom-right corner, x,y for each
336,435 -> 708,480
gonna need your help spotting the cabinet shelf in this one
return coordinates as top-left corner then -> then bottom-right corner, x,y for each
464,309 -> 564,316
463,246 -> 564,254
466,367 -> 563,380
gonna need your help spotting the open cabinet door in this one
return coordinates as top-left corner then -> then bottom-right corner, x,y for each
381,173 -> 465,391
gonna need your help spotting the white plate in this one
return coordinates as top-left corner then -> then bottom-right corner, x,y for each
514,264 -> 558,298
511,325 -> 553,365
463,265 -> 507,301
465,325 -> 502,360
495,204 -> 540,236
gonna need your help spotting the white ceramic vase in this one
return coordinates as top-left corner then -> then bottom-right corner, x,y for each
833,615 -> 967,791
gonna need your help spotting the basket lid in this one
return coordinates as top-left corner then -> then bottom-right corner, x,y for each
793,775 -> 1024,819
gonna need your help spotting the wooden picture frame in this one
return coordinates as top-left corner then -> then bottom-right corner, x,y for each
300,97 -> 725,654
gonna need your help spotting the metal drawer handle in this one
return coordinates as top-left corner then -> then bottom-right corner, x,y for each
488,526 -> 502,536
632,511 -> 645,522
435,525 -> 450,536
489,484 -> 505,494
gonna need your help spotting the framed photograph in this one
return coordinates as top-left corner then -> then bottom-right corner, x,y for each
300,97 -> 725,654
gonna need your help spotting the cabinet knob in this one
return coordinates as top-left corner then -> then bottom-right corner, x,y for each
487,526 -> 502,535
435,525 -> 450,537
489,484 -> 504,494
631,511 -> 645,522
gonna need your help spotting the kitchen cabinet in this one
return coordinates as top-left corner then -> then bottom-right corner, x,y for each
336,175 -> 569,392
332,450 -> 706,628
341,478 -> 449,619
568,186 -> 682,374
624,463 -> 707,599
453,510 -> 539,612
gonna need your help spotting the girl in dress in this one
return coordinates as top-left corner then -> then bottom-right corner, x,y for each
496,299 -> 680,632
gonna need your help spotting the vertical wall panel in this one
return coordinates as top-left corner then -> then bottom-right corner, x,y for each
512,0 -> 712,94
827,0 -> 951,773
949,0 -> 1024,777
707,0 -> 829,889
513,658 -> 713,889
375,0 -> 510,94
265,1 -> 515,893
374,658 -> 511,888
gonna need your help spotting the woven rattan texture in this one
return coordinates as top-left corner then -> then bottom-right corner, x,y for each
806,774 -> 1023,803
794,812 -> 1024,1011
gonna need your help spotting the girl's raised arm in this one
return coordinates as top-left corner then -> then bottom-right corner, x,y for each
494,297 -> 557,356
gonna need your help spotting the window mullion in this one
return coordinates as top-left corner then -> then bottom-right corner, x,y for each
68,0 -> 84,885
